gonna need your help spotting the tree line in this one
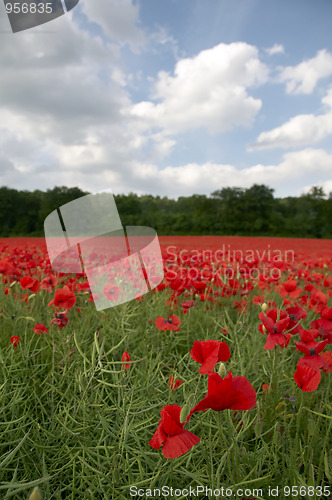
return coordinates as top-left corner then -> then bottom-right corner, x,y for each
0,184 -> 331,238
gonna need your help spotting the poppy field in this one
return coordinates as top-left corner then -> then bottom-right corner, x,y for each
0,236 -> 331,500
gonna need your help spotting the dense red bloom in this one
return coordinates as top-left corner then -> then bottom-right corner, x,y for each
278,279 -> 302,299
155,314 -> 181,331
286,306 -> 307,334
50,310 -> 69,329
190,340 -> 230,374
10,336 -> 21,348
20,275 -> 40,294
149,404 -> 200,459
40,274 -> 58,292
103,283 -> 121,302
169,375 -> 183,391
321,307 -> 332,320
189,372 -> 256,418
48,286 -> 76,310
259,308 -> 291,350
121,351 -> 131,370
294,364 -> 321,392
33,323 -> 48,335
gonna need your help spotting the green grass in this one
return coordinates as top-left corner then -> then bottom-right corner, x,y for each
0,284 -> 331,500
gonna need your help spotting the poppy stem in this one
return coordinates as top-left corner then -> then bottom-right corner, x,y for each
218,412 -> 234,484
217,412 -> 226,449
199,413 -> 212,485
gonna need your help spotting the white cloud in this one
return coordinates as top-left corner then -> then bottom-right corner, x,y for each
35,147 -> 332,199
266,44 -> 284,56
131,42 -> 269,134
0,2 -> 330,203
249,88 -> 332,150
79,0 -> 145,49
278,49 -> 332,94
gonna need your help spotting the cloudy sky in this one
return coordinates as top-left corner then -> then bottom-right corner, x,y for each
1,0 -> 332,198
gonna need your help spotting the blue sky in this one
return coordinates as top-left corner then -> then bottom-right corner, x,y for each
0,0 -> 332,198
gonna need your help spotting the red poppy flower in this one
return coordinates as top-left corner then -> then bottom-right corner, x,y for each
48,286 -> 76,310
10,336 -> 21,348
278,279 -> 302,299
321,307 -> 332,320
308,288 -> 328,314
286,306 -> 307,334
181,300 -> 195,314
294,364 -> 321,392
40,274 -> 58,292
103,283 -> 121,302
20,275 -> 40,294
220,326 -> 229,335
310,319 -> 332,344
189,371 -> 256,418
193,281 -> 207,291
321,351 -> 332,374
295,340 -> 329,371
50,310 -> 69,329
169,375 -> 183,391
190,340 -> 230,374
298,328 -> 319,343
149,404 -> 200,459
121,351 -> 131,370
155,314 -> 181,332
33,323 -> 49,335
259,308 -> 291,350
262,384 -> 272,395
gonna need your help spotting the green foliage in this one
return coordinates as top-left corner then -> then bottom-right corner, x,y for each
0,282 -> 330,498
0,184 -> 331,237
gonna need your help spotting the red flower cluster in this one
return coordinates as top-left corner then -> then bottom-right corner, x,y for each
150,339 -> 256,458
259,306 -> 331,392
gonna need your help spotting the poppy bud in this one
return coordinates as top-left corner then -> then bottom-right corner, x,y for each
28,487 -> 42,500
194,293 -> 200,299
218,362 -> 226,377
261,303 -> 268,312
10,281 -> 17,287
28,294 -> 35,301
179,404 -> 190,424
262,325 -> 267,333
